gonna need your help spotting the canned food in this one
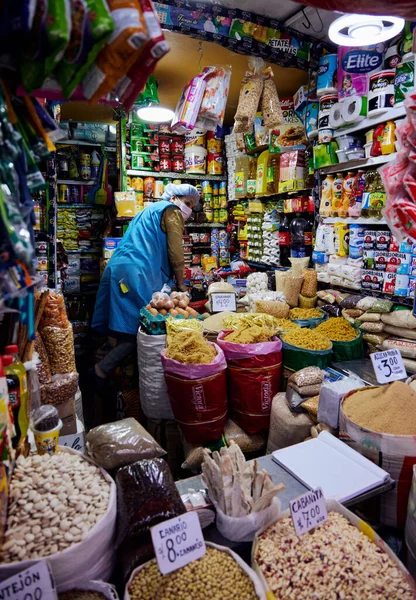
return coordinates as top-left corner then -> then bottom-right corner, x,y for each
58,184 -> 69,203
173,179 -> 182,185
144,177 -> 155,197
213,183 -> 219,196
69,185 -> 80,203
172,156 -> 185,172
159,138 -> 170,154
202,180 -> 213,195
154,180 -> 165,198
170,137 -> 184,154
132,177 -> 143,192
207,152 -> 224,175
160,156 -> 171,171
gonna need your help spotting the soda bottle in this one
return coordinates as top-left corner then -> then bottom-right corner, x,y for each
279,214 -> 291,266
303,212 -> 314,259
290,214 -> 307,258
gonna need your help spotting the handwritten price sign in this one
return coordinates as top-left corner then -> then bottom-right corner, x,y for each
370,349 -> 406,384
211,293 -> 236,313
290,488 -> 328,536
151,512 -> 206,575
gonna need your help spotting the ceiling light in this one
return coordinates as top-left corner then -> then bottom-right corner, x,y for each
329,14 -> 404,47
136,104 -> 174,123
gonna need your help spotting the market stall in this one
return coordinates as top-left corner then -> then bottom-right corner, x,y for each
2,0 -> 416,598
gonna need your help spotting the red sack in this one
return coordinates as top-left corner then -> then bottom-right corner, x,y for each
217,332 -> 282,435
161,344 -> 227,444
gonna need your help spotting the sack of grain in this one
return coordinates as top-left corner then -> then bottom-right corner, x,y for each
217,332 -> 282,435
137,329 -> 173,420
300,270 -> 318,298
383,325 -> 416,340
382,339 -> 416,359
267,393 -> 313,453
381,310 -> 416,329
405,466 -> 416,577
340,383 -> 416,528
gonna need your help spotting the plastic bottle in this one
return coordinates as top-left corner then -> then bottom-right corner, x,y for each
319,175 -> 334,216
0,357 -> 13,459
235,155 -> 249,198
255,149 -> 270,197
367,170 -> 386,219
331,173 -> 344,217
340,172 -> 356,218
290,214 -> 307,258
4,346 -> 29,446
381,121 -> 396,155
267,151 -> 280,194
348,170 -> 366,217
246,156 -> 257,198
279,214 -> 291,266
91,150 -> 101,178
303,212 -> 314,259
2,355 -> 19,446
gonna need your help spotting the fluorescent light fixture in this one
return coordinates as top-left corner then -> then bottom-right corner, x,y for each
136,104 -> 174,123
329,14 -> 404,47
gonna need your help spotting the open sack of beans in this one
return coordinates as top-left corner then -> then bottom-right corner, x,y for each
125,543 -> 265,600
161,329 -> 227,444
217,326 -> 282,435
0,449 -> 116,591
59,581 -> 119,600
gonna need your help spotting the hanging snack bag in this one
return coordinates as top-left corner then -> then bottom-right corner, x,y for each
115,0 -> 170,112
261,69 -> 284,129
196,65 -> 232,131
234,57 -> 265,134
20,0 -> 71,93
82,0 -> 147,103
56,0 -> 114,99
171,74 -> 206,134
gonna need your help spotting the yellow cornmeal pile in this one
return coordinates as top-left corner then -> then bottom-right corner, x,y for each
282,329 -> 332,351
166,330 -> 216,364
342,381 -> 416,435
128,547 -> 258,600
315,317 -> 358,341
224,324 -> 275,344
289,307 -> 322,319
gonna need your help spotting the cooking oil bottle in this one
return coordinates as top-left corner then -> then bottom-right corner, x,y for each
235,155 -> 249,199
246,155 -> 257,198
255,149 -> 269,197
267,150 -> 280,194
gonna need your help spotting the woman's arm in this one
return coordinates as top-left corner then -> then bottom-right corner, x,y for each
161,207 -> 187,291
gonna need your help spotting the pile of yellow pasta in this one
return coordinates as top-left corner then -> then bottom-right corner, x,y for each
223,313 -> 279,331
315,317 -> 358,341
166,330 -> 217,364
289,308 -> 323,320
224,324 -> 275,344
282,329 -> 332,351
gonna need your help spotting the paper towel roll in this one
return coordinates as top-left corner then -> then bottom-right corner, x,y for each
342,96 -> 368,123
328,103 -> 345,128
368,70 -> 395,116
318,94 -> 338,129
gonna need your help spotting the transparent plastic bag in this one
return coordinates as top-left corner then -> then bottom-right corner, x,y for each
87,417 -> 166,470
234,58 -> 265,134
39,291 -> 70,328
40,372 -> 78,405
289,366 -> 324,388
40,323 -> 76,374
34,332 -> 52,384
196,65 -> 232,131
261,72 -> 283,129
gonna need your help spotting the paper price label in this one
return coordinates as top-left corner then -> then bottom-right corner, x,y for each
211,293 -> 236,313
151,511 -> 206,575
370,349 -> 407,384
290,488 -> 328,536
0,561 -> 57,600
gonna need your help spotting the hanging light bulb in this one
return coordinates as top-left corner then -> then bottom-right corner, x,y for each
136,103 -> 174,123
329,14 -> 404,47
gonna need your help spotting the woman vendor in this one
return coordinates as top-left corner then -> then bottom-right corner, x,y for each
92,183 -> 200,379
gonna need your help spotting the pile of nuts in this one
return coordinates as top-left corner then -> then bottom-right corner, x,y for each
128,547 -> 258,600
1,452 -> 111,563
255,512 -> 415,600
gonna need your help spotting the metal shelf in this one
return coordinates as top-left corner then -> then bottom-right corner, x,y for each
57,140 -> 116,151
126,169 -> 226,181
333,105 -> 406,138
321,217 -> 388,225
319,153 -> 396,175
319,282 -> 414,307
57,179 -> 96,185
185,223 -> 226,228
56,203 -> 108,209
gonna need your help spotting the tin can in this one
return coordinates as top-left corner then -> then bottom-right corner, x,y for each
173,179 -> 182,185
171,136 -> 184,154
172,156 -> 185,172
219,180 -> 227,194
144,177 -> 155,198
58,184 -> 69,203
207,152 -> 224,175
202,180 -> 213,195
159,137 -> 170,154
160,156 -> 171,171
70,185 -> 80,203
213,183 -> 219,196
154,180 -> 165,198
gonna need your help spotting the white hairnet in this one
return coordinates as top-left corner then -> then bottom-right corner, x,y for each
162,183 -> 201,209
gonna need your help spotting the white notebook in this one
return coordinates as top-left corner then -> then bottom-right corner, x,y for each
272,431 -> 389,503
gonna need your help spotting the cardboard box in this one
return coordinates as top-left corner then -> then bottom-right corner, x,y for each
104,237 -> 122,259
59,418 -> 86,453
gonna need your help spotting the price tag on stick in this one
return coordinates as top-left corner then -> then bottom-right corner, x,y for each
151,511 -> 206,575
290,488 -> 328,536
0,560 -> 57,600
370,349 -> 407,384
211,293 -> 236,313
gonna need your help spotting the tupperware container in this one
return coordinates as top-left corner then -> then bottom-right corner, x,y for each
346,147 -> 365,160
337,134 -> 360,150
336,148 -> 348,163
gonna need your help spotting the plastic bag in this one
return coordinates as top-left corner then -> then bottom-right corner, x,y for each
82,0 -> 147,103
87,418 -> 166,470
217,332 -> 282,434
255,300 -> 289,319
40,323 -> 76,374
234,57 -> 265,134
381,310 -> 416,329
318,375 -> 364,429
261,74 -> 283,129
267,393 -> 313,453
196,65 -> 232,131
116,458 -> 186,580
56,0 -> 114,98
283,275 -> 303,307
34,332 -> 52,384
40,372 -> 78,404
320,303 -> 342,317
39,291 -> 69,328
289,366 -> 324,388
161,344 -> 228,444
171,74 -> 206,133
213,496 -> 280,543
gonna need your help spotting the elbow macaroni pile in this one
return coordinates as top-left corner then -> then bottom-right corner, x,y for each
282,329 -> 332,351
315,317 -> 358,342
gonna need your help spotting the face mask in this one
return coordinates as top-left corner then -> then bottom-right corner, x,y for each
179,201 -> 192,221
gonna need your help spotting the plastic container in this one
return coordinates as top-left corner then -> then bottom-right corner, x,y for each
337,134 -> 359,150
346,147 -> 365,160
365,129 -> 375,144
336,148 -> 348,162
364,142 -> 372,158
32,419 -> 63,455
185,128 -> 206,148
184,146 -> 207,174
